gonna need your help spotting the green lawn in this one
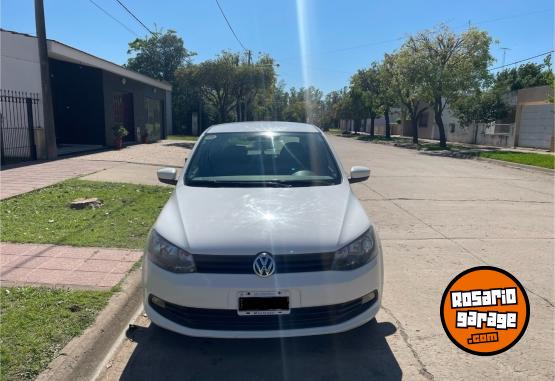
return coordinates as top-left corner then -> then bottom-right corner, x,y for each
0,287 -> 112,381
479,151 -> 555,169
0,180 -> 171,249
326,128 -> 342,134
355,135 -> 399,142
166,134 -> 198,141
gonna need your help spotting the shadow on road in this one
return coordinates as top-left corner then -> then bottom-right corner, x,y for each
120,319 -> 401,381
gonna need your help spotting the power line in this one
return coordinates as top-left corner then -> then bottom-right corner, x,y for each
489,51 -> 553,71
88,0 -> 139,36
460,8 -> 553,30
277,7 -> 552,62
214,0 -> 248,51
113,0 -> 154,35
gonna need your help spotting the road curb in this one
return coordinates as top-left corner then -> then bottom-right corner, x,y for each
476,157 -> 554,174
36,268 -> 143,381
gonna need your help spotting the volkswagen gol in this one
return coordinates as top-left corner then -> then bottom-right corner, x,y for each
143,122 -> 383,338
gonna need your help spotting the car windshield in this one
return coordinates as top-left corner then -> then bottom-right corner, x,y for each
185,131 -> 341,187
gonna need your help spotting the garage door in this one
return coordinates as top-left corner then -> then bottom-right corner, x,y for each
518,104 -> 554,149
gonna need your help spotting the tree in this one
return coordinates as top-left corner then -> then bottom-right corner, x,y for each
494,54 -> 554,92
350,66 -> 381,137
341,87 -> 370,134
233,53 -> 277,121
320,89 -> 347,130
269,81 -> 289,121
384,51 -> 428,143
451,89 -> 509,126
126,30 -> 195,82
193,51 -> 278,124
283,87 -> 307,122
405,25 -> 493,148
375,62 -> 397,139
195,52 -> 238,123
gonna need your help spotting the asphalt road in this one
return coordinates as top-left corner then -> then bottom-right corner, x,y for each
99,135 -> 554,380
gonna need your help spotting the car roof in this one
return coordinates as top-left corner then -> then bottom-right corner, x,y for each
205,121 -> 321,134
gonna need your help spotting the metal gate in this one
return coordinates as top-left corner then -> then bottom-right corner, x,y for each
0,90 -> 39,165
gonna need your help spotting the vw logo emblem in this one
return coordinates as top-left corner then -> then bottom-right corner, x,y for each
253,252 -> 275,277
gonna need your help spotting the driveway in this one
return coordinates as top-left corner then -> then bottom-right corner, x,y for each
99,135 -> 553,380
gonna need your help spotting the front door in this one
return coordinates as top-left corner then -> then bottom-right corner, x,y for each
113,93 -> 135,142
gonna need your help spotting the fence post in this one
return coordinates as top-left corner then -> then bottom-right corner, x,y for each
26,98 -> 37,160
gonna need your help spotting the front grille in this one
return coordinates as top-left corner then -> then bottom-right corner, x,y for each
148,292 -> 377,331
193,252 -> 336,274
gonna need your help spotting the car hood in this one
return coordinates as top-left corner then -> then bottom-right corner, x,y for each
154,181 -> 370,255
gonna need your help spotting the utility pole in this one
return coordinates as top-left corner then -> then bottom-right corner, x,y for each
500,47 -> 511,67
35,0 -> 57,159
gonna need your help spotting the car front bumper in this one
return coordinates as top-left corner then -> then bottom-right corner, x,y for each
142,249 -> 383,338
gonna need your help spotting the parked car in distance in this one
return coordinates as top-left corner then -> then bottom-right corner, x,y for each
144,121 -> 383,338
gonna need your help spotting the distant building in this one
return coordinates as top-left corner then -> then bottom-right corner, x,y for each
340,86 -> 554,151
398,86 -> 554,150
339,107 -> 403,136
1,29 -> 172,164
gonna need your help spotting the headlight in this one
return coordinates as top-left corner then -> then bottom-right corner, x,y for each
331,227 -> 377,270
147,230 -> 196,273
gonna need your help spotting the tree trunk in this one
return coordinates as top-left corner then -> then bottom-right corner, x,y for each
434,106 -> 447,148
384,107 -> 391,139
354,119 -> 360,134
432,98 -> 447,148
411,115 -> 419,144
370,117 -> 375,138
219,104 -> 227,123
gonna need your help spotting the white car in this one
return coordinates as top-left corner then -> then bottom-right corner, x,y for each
143,121 -> 383,338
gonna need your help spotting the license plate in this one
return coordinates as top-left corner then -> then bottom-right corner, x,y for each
237,291 -> 290,316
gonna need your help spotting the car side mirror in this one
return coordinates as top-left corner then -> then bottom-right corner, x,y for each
349,166 -> 370,184
157,168 -> 178,185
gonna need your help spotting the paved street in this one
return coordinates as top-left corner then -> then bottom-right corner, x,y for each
95,135 -> 552,380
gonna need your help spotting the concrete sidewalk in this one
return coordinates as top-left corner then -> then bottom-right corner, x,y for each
0,158 -> 120,200
0,243 -> 142,289
0,139 -> 192,200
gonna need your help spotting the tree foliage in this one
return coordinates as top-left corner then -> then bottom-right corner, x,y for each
403,25 -> 493,147
383,49 -> 429,143
125,25 -> 535,141
451,89 -> 509,126
350,66 -> 381,136
494,54 -> 554,92
453,54 -> 554,127
126,30 -> 196,82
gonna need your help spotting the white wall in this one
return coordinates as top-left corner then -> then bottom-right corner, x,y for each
1,31 -> 42,96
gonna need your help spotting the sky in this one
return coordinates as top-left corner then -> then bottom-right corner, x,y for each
1,0 -> 553,93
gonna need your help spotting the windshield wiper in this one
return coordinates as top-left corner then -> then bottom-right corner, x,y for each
187,180 -> 292,188
286,179 -> 336,186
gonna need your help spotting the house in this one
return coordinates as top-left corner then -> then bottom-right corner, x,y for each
399,86 -> 554,150
0,29 -> 172,164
